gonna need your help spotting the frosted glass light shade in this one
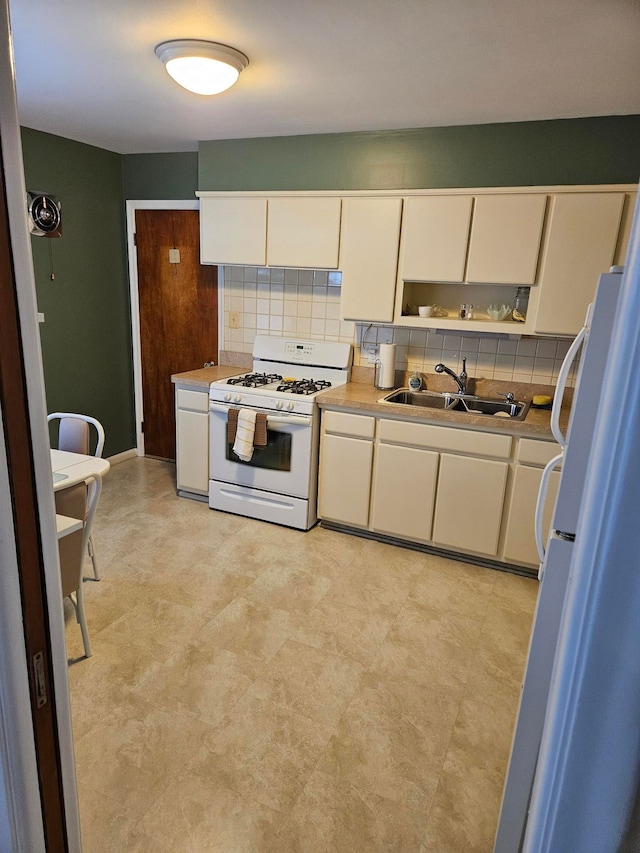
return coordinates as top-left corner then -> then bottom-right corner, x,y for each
155,40 -> 249,95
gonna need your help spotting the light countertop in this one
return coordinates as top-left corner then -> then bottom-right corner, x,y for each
171,365 -> 243,388
315,381 -> 568,439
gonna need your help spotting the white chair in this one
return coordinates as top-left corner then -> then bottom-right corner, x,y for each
48,412 -> 105,581
56,482 -> 96,657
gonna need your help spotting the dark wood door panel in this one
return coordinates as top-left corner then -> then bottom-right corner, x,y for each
136,209 -> 217,459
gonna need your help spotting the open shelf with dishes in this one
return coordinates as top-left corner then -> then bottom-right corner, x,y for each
394,280 -> 535,334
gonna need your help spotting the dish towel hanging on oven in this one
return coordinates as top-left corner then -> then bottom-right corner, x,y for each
229,408 -> 268,461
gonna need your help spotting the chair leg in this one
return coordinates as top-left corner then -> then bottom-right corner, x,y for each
86,535 -> 100,581
73,586 -> 92,658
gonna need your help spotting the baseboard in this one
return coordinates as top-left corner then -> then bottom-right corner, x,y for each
106,448 -> 137,466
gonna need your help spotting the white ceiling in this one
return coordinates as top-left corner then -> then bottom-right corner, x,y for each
8,0 -> 640,155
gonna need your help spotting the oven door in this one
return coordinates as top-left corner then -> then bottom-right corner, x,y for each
209,401 -> 314,499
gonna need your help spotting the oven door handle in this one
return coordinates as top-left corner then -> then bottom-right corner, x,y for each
209,401 -> 311,425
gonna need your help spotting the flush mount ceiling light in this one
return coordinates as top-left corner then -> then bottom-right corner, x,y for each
155,39 -> 249,96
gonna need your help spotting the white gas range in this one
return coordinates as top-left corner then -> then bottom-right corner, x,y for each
208,335 -> 352,529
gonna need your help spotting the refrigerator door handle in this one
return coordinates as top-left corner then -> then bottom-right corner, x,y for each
535,451 -> 564,570
551,309 -> 590,448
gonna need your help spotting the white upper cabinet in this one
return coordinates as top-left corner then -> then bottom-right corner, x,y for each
466,194 -> 547,284
200,197 -> 267,265
339,197 -> 402,323
533,192 -> 626,336
266,197 -> 342,268
399,195 -> 473,282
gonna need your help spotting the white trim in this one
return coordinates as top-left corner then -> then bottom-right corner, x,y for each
196,184 -> 637,199
106,448 -> 137,466
126,199 -> 199,456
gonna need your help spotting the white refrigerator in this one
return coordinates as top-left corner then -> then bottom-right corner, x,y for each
495,189 -> 640,853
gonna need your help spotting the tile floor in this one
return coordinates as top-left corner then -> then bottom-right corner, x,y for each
65,457 -> 538,852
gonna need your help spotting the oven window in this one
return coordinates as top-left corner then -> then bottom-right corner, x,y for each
227,428 -> 292,471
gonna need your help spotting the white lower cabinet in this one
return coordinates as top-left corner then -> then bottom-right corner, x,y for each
431,454 -> 509,556
503,439 -> 562,566
175,387 -> 210,496
370,442 -> 438,541
318,412 -> 375,527
318,433 -> 374,527
319,408 -> 559,570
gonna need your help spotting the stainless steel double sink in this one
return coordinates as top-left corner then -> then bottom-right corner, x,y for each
379,389 -> 530,420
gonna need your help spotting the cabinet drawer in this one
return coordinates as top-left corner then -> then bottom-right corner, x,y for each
323,410 -> 375,439
177,388 -> 209,413
378,419 -> 512,459
517,438 -> 560,467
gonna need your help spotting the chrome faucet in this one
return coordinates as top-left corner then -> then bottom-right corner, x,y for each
435,358 -> 468,394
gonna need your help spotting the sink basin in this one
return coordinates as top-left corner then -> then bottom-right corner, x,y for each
380,389 -> 530,420
379,390 -> 454,410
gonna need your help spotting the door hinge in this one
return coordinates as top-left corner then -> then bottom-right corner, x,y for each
141,421 -> 144,434
32,651 -> 47,708
133,232 -> 137,246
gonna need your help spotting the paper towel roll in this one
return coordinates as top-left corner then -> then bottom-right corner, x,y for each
376,343 -> 396,389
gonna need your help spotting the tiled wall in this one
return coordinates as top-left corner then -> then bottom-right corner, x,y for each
222,267 -> 576,384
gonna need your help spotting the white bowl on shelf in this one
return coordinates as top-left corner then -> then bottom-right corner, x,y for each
487,304 -> 512,321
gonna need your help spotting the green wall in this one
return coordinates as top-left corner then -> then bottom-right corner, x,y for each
122,151 -> 198,200
198,115 -> 640,191
21,128 -> 135,456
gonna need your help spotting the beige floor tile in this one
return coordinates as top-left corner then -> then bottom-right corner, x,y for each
201,596 -> 300,676
276,769 -> 427,852
243,562 -> 332,615
74,693 -> 214,816
441,690 -> 519,784
131,640 -> 253,728
94,597 -> 209,664
420,765 -> 504,853
191,692 -> 332,813
408,558 -> 496,615
323,561 -> 417,617
290,597 -> 392,666
134,770 -> 283,852
70,457 -> 537,850
317,675 -> 459,813
76,782 -> 146,853
491,569 -> 539,614
248,639 -> 365,729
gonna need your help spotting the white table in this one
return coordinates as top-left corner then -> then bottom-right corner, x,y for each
51,449 -> 110,540
51,449 -> 110,491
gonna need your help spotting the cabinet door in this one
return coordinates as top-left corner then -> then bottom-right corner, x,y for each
339,197 -> 402,322
533,192 -> 625,336
432,454 -> 508,556
176,408 -> 209,494
199,197 -> 267,265
399,195 -> 473,282
318,433 -> 373,527
503,465 -> 561,567
370,442 -> 438,541
466,194 -> 547,284
267,197 -> 342,268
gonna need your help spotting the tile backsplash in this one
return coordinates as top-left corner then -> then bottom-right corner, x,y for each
222,266 -> 576,385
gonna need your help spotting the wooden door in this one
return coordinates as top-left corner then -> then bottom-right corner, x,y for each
136,209 -> 218,460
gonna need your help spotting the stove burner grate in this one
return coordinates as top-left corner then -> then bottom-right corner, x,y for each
227,372 -> 283,388
276,379 -> 332,395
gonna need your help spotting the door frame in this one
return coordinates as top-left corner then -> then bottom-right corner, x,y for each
126,200 -> 224,456
0,0 -> 80,846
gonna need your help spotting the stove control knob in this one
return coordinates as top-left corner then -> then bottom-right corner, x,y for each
276,400 -> 284,410
233,394 -> 241,403
286,401 -> 295,411
224,392 -> 232,402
